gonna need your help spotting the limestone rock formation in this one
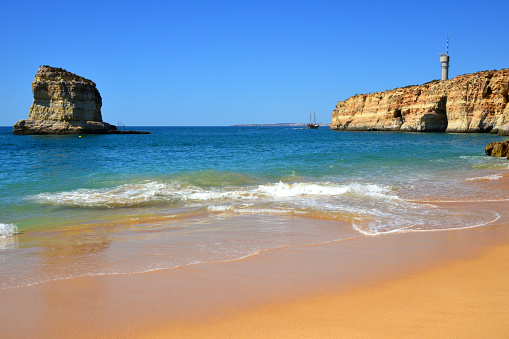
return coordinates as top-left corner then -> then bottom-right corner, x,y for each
13,66 -> 148,135
331,69 -> 509,135
485,140 -> 509,158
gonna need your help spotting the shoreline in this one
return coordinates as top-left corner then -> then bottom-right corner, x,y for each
1,198 -> 508,338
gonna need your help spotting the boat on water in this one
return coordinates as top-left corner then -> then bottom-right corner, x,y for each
306,112 -> 319,129
116,121 -> 126,127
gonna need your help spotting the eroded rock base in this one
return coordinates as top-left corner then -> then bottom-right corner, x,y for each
13,120 -> 149,135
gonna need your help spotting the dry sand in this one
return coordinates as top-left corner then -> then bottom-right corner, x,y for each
1,200 -> 508,338
159,235 -> 509,338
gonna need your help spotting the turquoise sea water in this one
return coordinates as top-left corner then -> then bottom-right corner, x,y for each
1,126 -> 508,289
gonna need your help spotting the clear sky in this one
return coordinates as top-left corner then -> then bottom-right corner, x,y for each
1,0 -> 508,126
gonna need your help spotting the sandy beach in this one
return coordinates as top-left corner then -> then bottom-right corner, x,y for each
0,196 -> 508,338
160,236 -> 509,338
2,0 -> 509,335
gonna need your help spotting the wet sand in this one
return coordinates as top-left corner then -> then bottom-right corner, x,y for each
1,199 -> 509,338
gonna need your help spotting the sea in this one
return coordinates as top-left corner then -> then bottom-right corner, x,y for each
1,126 -> 508,289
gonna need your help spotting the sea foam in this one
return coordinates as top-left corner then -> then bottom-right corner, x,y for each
466,174 -> 502,181
29,181 -> 395,208
0,223 -> 18,238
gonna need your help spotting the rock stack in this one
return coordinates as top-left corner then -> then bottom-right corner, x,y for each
331,69 -> 509,135
13,66 -> 148,135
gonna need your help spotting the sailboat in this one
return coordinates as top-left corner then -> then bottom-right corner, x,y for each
306,112 -> 319,129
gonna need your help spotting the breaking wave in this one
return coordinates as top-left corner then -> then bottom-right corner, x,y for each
29,181 -> 396,208
28,180 -> 501,236
0,223 -> 18,238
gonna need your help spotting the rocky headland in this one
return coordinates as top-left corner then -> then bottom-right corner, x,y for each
331,68 -> 509,136
13,66 -> 149,135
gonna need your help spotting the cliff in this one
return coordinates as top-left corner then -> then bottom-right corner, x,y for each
13,66 -> 148,135
331,69 -> 509,135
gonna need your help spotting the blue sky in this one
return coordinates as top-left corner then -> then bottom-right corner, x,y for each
1,0 -> 508,126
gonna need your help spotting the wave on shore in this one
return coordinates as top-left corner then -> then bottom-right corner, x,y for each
29,181 -> 394,207
27,179 -> 502,235
0,224 -> 18,238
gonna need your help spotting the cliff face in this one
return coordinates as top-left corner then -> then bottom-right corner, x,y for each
331,69 -> 509,135
28,65 -> 103,122
13,66 -> 148,135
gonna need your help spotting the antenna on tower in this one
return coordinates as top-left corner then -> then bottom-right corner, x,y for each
439,35 -> 450,81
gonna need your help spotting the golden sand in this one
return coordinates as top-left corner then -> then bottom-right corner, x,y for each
1,199 -> 508,338
158,240 -> 509,338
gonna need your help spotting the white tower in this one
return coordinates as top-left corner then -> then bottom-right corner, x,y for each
439,36 -> 450,81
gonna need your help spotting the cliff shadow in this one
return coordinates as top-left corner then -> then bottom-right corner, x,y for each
430,96 -> 448,131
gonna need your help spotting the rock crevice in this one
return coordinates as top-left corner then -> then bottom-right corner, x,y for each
331,69 -> 509,136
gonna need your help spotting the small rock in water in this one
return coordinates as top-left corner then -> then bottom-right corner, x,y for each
485,140 -> 509,159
